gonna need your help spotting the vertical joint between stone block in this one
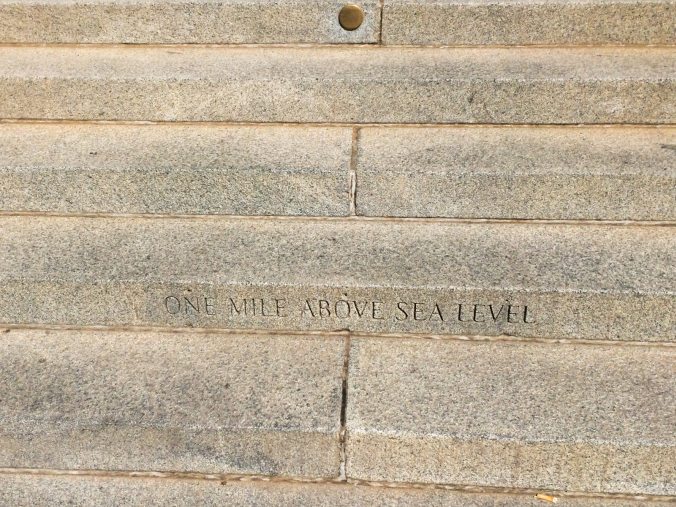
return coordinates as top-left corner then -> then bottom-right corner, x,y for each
349,126 -> 360,216
338,334 -> 352,480
377,0 -> 385,44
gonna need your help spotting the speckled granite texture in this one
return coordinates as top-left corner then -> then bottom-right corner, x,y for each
0,47 -> 673,124
357,126 -> 676,220
0,217 -> 673,341
381,0 -> 675,45
0,0 -> 674,501
0,329 -> 344,477
0,124 -> 351,216
0,0 -> 380,44
1,0 -> 671,46
3,124 -> 676,220
347,337 -> 676,494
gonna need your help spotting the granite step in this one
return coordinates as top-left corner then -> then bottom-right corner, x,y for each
0,474 -> 670,506
0,329 -> 345,478
1,216 -> 673,341
356,126 -> 676,221
0,47 -> 673,124
3,124 -> 675,220
382,0 -> 675,46
0,0 -> 381,44
0,124 -> 351,216
0,329 -> 672,496
347,337 -> 676,495
1,0 -> 671,46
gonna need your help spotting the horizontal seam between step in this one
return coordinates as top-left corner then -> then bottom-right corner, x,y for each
0,43 -> 674,49
0,323 -> 351,337
0,468 -> 673,501
1,119 -> 675,128
2,324 -> 673,348
0,211 -> 676,227
5,211 -> 671,222
345,478 -> 676,502
0,210 -> 674,226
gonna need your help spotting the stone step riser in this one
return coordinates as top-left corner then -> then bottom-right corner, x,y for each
1,124 -> 675,220
1,217 -> 673,341
1,47 -> 673,124
1,0 -> 672,46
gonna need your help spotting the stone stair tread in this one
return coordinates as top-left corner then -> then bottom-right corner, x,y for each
0,46 -> 673,124
1,0 -> 671,46
356,126 -> 676,220
0,474 -> 670,506
0,124 -> 351,216
0,216 -> 673,341
382,0 -> 675,45
0,329 -> 344,477
3,124 -> 676,220
0,0 -> 380,44
347,337 -> 676,494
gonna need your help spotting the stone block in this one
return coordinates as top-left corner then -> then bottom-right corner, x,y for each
0,0 -> 380,43
356,126 -> 676,220
0,217 -> 673,341
346,337 -> 676,494
381,0 -> 675,45
0,124 -> 351,216
1,47 -> 673,124
0,329 -> 344,477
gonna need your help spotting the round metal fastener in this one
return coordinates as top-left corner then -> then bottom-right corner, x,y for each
339,4 -> 364,31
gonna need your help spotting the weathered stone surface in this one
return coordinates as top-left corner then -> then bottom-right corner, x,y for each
347,337 -> 676,494
357,126 -> 676,220
0,217 -> 673,341
382,0 -> 675,46
0,474 -> 669,506
0,0 -> 379,43
0,47 -> 673,124
0,124 -> 350,216
0,329 -> 344,477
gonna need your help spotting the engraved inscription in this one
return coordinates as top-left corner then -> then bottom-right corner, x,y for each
163,294 -> 535,326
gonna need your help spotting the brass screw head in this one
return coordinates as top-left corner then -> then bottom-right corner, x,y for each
339,4 -> 364,31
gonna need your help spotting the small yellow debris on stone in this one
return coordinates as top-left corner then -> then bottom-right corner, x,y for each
535,493 -> 558,503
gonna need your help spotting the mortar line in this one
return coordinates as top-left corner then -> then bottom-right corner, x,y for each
0,468 -> 673,502
2,324 -> 673,348
343,479 -> 676,502
338,333 -> 352,480
0,323 -> 348,338
1,118 -> 675,129
0,42 -> 674,49
348,331 -> 676,348
348,126 -> 360,216
0,210 -> 673,227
